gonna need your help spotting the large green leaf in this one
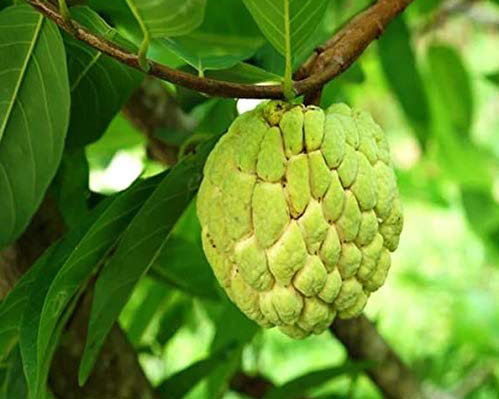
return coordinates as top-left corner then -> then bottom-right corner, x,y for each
242,0 -> 329,61
0,5 -> 70,248
79,138 -> 216,385
126,0 -> 206,39
64,6 -> 143,148
427,44 -> 474,136
18,174 -> 164,399
378,16 -> 431,148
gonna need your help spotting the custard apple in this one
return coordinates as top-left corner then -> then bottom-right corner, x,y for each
197,101 -> 403,339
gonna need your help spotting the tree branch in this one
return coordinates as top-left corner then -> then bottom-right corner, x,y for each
26,0 -> 415,99
330,316 -> 427,399
417,0 -> 481,35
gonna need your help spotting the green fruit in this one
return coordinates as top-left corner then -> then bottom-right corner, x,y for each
197,101 -> 403,339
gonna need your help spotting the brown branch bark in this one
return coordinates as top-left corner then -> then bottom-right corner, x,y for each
229,372 -> 274,398
49,284 -> 155,399
26,0 -> 414,99
296,0 -> 414,104
417,0 -> 481,35
330,316 -> 427,399
123,78 -> 196,166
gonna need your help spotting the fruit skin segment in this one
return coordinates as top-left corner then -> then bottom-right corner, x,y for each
197,101 -> 403,339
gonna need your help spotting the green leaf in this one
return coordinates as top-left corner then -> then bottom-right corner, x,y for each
79,139 -> 216,385
378,15 -> 431,148
64,6 -> 143,148
427,44 -> 474,136
126,280 -> 170,347
0,249 -> 55,362
206,299 -> 260,398
486,71 -> 499,86
50,149 -> 89,229
160,32 -> 264,72
86,113 -> 146,171
151,237 -> 219,300
462,189 -> 499,248
107,0 -> 263,72
425,44 -> 495,191
195,99 -> 238,137
0,5 -> 70,248
17,174 -> 164,398
242,0 -> 329,61
126,0 -> 206,39
205,63 -> 281,84
263,362 -> 370,399
156,296 -> 191,345
157,343 -> 238,399
150,200 -> 220,300
20,274 -> 82,399
0,347 -> 27,399
0,0 -> 12,11
413,0 -> 442,14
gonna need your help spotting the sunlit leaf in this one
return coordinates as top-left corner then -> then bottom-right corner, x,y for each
242,0 -> 329,61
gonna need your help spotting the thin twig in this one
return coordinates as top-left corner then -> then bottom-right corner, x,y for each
417,0 -> 481,35
26,0 -> 415,99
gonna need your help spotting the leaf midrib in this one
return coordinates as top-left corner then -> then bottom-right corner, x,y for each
0,14 -> 44,143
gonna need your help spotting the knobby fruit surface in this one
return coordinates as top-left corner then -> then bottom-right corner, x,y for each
197,101 -> 403,339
